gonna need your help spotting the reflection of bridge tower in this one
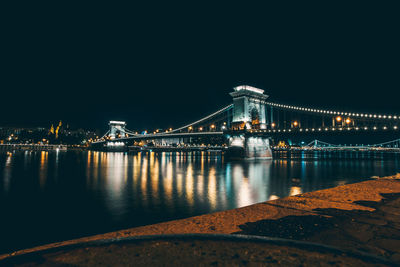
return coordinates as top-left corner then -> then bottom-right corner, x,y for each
109,121 -> 127,139
230,85 -> 268,130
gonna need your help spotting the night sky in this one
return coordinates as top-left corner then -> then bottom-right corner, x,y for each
1,2 -> 399,132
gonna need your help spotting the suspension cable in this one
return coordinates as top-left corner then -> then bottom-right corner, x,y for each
170,104 -> 233,133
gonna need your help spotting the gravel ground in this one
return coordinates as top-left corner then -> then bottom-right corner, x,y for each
2,237 -> 393,266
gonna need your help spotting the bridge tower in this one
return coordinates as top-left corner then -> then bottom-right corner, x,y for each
230,85 -> 268,130
108,121 -> 127,139
226,85 -> 272,159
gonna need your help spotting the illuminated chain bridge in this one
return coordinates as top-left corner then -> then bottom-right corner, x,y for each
91,85 -> 400,158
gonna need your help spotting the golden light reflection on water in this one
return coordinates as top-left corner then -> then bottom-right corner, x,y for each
39,151 -> 48,189
93,151 -> 99,168
107,153 -> 126,191
140,154 -> 148,204
176,172 -> 183,197
84,151 -> 280,215
132,152 -> 140,192
150,153 -> 159,203
164,159 -> 173,203
207,166 -> 217,209
100,152 -> 128,215
185,163 -> 194,206
87,150 -> 91,164
200,151 -> 204,174
197,172 -> 204,197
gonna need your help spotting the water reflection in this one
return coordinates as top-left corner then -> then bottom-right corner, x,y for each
104,152 -> 128,218
81,151 -> 400,216
3,152 -> 12,192
39,151 -> 48,189
82,152 -> 284,217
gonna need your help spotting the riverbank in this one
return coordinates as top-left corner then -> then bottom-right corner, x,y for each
2,175 -> 400,265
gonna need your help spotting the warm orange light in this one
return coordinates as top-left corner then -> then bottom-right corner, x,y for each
199,127 -> 203,131
293,121 -> 299,127
211,124 -> 215,128
345,118 -> 351,124
277,141 -> 286,147
336,116 -> 342,122
271,122 -> 276,128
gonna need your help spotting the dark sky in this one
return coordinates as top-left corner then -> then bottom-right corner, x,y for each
1,2 -> 399,132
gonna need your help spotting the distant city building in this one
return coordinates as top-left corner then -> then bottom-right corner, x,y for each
0,125 -> 99,145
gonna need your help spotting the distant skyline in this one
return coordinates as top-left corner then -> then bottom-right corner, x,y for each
2,2 -> 399,131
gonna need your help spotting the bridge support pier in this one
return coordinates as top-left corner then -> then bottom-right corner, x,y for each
226,134 -> 272,159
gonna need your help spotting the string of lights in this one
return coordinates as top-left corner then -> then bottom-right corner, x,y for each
266,102 -> 399,120
248,125 -> 398,133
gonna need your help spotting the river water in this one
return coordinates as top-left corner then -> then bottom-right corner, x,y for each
0,150 -> 399,253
